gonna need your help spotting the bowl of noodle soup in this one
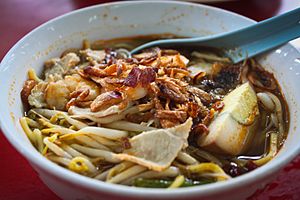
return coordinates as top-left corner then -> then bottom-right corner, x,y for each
1,1 -> 300,200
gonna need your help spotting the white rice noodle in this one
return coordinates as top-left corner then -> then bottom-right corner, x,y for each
94,170 -> 110,181
43,137 -> 72,159
61,144 -> 89,159
75,135 -> 111,151
140,119 -> 155,127
189,147 -> 223,167
32,108 -> 67,119
25,117 -> 40,128
257,93 -> 275,112
70,144 -> 120,163
106,162 -> 135,181
107,165 -> 147,184
72,114 -> 125,124
104,121 -> 157,132
48,155 -> 71,167
74,126 -> 128,140
88,135 -> 120,147
122,166 -> 180,185
177,152 -> 198,165
56,112 -> 88,129
266,92 -> 284,139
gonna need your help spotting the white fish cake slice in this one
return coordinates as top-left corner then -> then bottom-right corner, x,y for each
114,118 -> 192,171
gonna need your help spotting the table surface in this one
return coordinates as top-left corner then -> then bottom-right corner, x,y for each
1,0 -> 300,199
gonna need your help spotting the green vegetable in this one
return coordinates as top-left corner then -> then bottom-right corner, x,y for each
133,178 -> 214,188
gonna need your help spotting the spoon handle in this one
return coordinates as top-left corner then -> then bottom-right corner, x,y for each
131,8 -> 300,64
219,7 -> 300,63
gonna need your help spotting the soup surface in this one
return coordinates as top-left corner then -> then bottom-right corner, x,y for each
20,35 -> 289,188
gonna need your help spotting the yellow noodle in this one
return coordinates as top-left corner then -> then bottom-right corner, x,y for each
28,68 -> 42,82
68,156 -> 97,174
107,162 -> 134,181
187,163 -> 230,181
20,117 -> 36,145
42,127 -> 76,135
168,175 -> 185,188
43,135 -> 72,159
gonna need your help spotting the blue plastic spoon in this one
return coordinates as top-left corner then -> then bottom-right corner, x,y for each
131,8 -> 300,63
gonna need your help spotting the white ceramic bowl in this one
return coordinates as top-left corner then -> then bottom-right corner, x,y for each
1,1 -> 300,200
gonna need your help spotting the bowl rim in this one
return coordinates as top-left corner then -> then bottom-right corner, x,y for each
1,0 -> 300,198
